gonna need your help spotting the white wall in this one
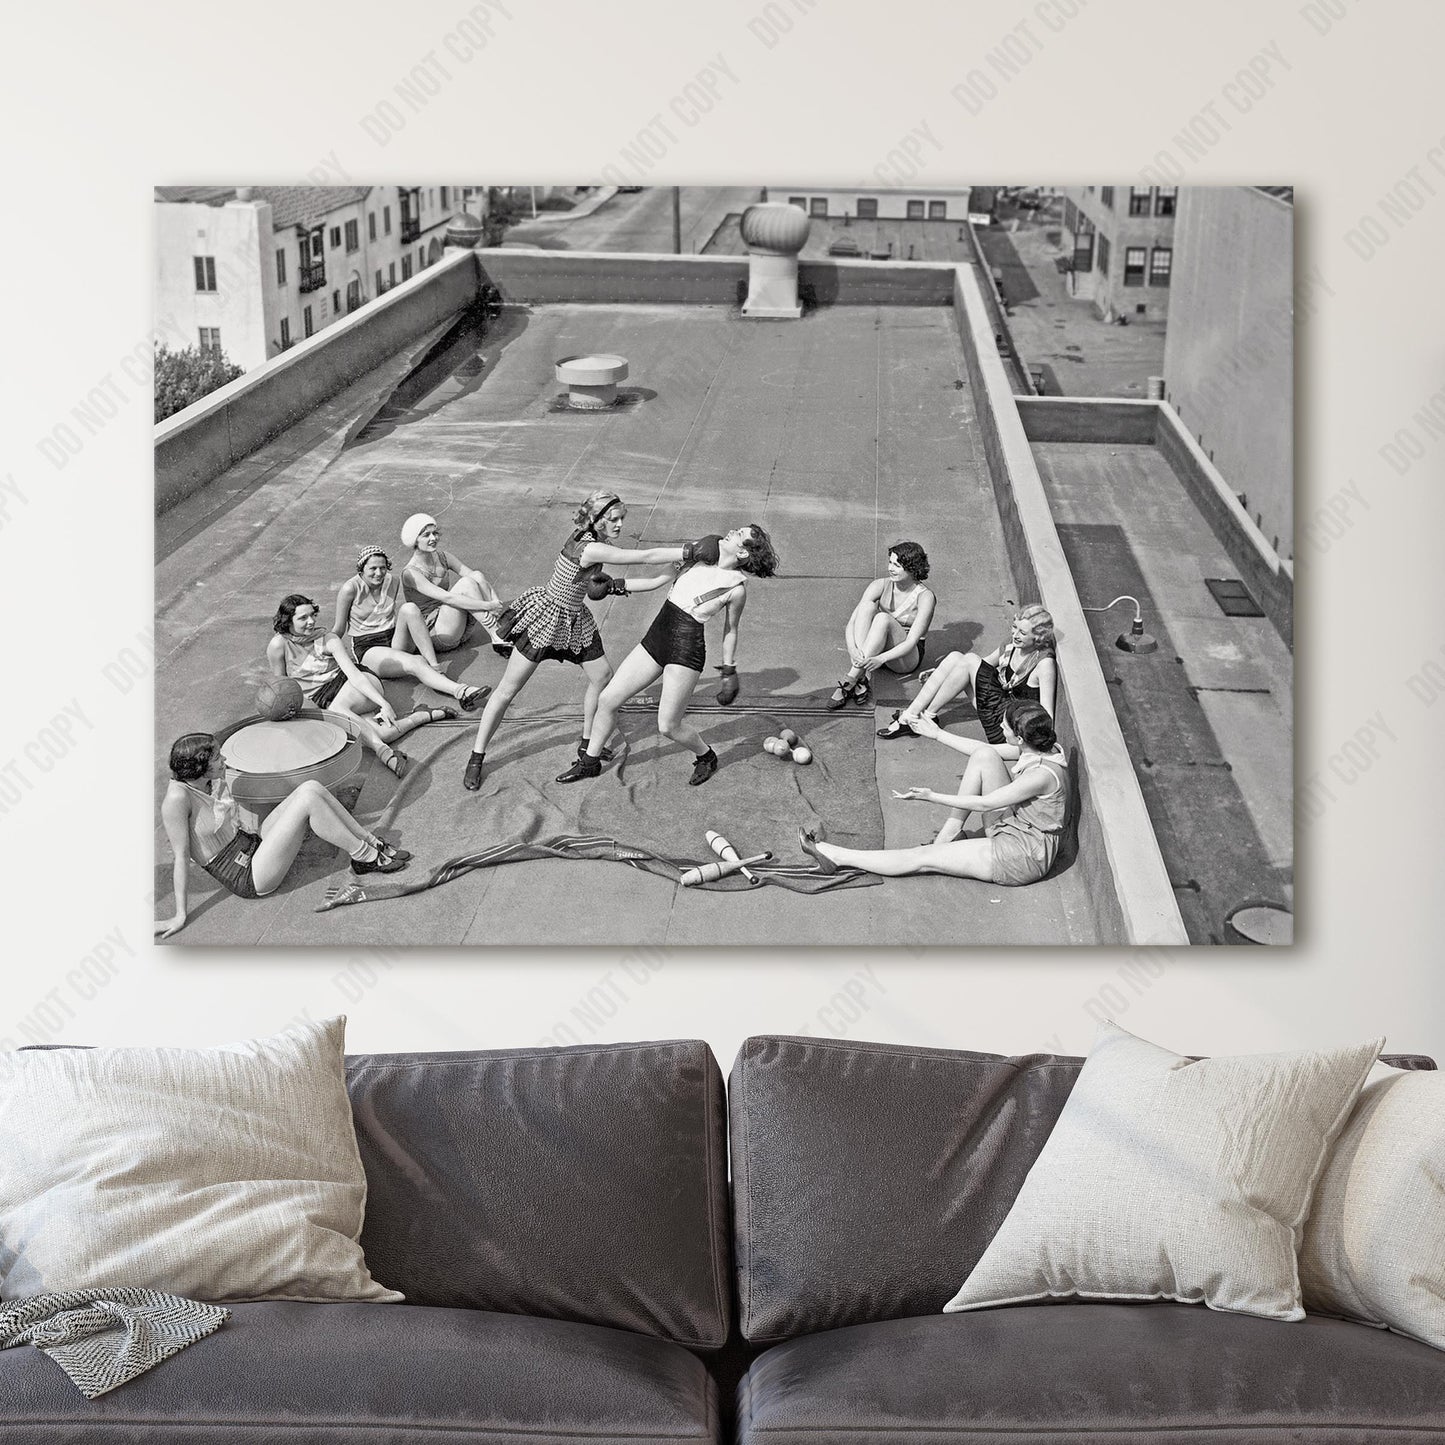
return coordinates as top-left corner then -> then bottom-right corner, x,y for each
13,5 -> 1445,1067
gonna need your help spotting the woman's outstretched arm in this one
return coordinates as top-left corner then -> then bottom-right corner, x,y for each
580,541 -> 688,567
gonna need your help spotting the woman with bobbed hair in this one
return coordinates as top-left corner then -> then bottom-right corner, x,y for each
156,732 -> 408,938
800,700 -> 1068,885
826,541 -> 936,710
462,489 -> 710,791
877,602 -> 1057,742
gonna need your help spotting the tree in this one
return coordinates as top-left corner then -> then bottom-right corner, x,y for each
153,342 -> 244,423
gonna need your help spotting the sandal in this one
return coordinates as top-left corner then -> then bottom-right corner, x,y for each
876,710 -> 918,741
826,679 -> 855,711
412,706 -> 459,723
380,747 -> 409,779
852,677 -> 872,705
798,825 -> 839,875
458,685 -> 491,712
368,834 -> 412,864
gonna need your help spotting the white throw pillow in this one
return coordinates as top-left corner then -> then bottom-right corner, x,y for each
1299,1063 -> 1445,1348
944,1021 -> 1382,1321
0,1017 -> 401,1304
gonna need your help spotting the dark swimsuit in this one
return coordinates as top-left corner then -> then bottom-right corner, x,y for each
201,828 -> 262,899
973,645 -> 1049,745
641,600 -> 706,672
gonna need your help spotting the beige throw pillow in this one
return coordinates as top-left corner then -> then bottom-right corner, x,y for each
1299,1064 -> 1445,1348
0,1017 -> 401,1304
944,1021 -> 1382,1321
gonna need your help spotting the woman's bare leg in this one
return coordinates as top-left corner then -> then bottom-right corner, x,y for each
393,602 -> 442,667
931,746 -> 1011,844
585,647 -> 662,760
813,836 -> 997,880
579,656 -> 614,743
251,780 -> 376,894
657,664 -> 707,756
470,648 -> 541,755
364,646 -> 468,702
903,650 -> 979,722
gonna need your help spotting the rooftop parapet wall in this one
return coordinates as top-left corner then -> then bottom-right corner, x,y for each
1017,396 -> 1293,645
474,249 -> 958,308
953,267 -> 1190,947
154,247 -> 482,514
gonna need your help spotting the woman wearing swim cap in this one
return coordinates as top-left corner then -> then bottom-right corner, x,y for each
399,514 -> 511,656
462,490 -> 716,791
333,544 -> 489,712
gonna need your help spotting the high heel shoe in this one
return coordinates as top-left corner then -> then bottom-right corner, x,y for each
798,825 -> 839,875
463,752 -> 485,791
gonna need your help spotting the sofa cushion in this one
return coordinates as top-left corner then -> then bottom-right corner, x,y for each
347,1040 -> 730,1346
737,1305 -> 1445,1444
730,1035 -> 1081,1342
0,1301 -> 719,1444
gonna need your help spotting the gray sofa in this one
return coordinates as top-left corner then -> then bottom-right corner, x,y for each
730,1034 -> 1445,1444
2,1035 -> 1442,1443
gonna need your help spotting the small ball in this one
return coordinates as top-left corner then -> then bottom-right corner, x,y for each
792,745 -> 813,765
778,727 -> 800,748
256,676 -> 304,721
763,737 -> 785,756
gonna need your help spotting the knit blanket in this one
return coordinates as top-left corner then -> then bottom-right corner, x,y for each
0,1289 -> 229,1397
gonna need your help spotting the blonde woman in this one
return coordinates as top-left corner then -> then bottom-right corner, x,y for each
877,603 -> 1057,745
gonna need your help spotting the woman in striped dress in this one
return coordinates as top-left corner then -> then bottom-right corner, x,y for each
462,491 -> 690,791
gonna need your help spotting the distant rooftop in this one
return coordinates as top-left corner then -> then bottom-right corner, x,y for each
154,185 -> 375,230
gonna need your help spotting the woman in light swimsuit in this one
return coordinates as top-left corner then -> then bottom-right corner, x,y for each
801,701 -> 1068,886
156,732 -> 407,937
463,491 -> 701,791
827,542 -> 935,710
400,513 -> 511,655
877,602 -> 1057,744
557,523 -> 780,788
269,593 -> 455,778
333,544 -> 489,712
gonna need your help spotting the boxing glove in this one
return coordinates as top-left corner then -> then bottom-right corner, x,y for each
681,534 -> 723,567
585,572 -> 628,600
715,664 -> 740,706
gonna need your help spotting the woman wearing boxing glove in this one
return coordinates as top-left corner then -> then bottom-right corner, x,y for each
462,491 -> 703,791
557,523 -> 779,788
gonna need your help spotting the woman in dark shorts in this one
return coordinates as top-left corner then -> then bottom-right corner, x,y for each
156,733 -> 407,937
462,491 -> 695,791
269,593 -> 455,778
557,523 -> 779,788
877,603 -> 1058,744
800,701 -> 1068,885
333,545 -> 489,712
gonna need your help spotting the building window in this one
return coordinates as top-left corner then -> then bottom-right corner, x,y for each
1149,246 -> 1172,286
330,226 -> 341,249
275,249 -> 287,286
788,195 -> 806,209
1154,186 -> 1177,217
279,317 -> 291,348
198,327 -> 221,352
1101,186 -> 1114,208
303,306 -> 314,338
810,197 -> 827,217
440,186 -> 449,209
906,199 -> 925,219
332,289 -> 341,313
928,200 -> 946,219
1123,247 -> 1147,286
1128,186 -> 1152,216
345,219 -> 359,252
346,278 -> 361,312
383,205 -> 392,235
375,268 -> 383,294
368,212 -> 377,241
401,254 -> 413,281
193,256 -> 217,292
1096,233 -> 1111,275
388,261 -> 396,284
430,189 -> 437,209
857,197 -> 878,220
1073,230 -> 1094,272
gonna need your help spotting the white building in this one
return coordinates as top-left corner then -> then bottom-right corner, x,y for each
765,186 -> 972,221
155,185 -> 489,371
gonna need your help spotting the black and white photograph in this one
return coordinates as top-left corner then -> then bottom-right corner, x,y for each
153,181 -> 1292,946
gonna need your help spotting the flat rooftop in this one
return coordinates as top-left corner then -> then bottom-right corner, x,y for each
156,300 -> 1103,945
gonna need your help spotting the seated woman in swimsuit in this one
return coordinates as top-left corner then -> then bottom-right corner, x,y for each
333,544 -> 490,712
557,523 -> 780,788
827,541 -> 935,710
878,602 -> 1057,744
156,732 -> 407,938
269,593 -> 455,778
399,513 -> 511,655
801,700 -> 1068,885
